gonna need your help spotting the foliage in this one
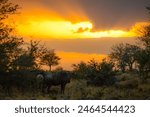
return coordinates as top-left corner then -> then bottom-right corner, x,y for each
40,49 -> 61,71
0,0 -> 19,20
12,40 -> 46,71
0,0 -> 23,72
73,59 -> 117,86
135,47 -> 150,80
134,18 -> 150,80
109,43 -> 140,72
72,61 -> 89,79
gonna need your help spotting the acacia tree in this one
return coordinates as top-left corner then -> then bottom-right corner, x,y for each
109,43 -> 140,72
0,0 -> 23,72
123,44 -> 140,71
40,50 -> 60,71
109,43 -> 127,72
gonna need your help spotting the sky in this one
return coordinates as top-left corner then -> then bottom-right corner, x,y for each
11,0 -> 150,70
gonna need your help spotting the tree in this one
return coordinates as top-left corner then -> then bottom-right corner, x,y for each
0,0 -> 19,20
13,53 -> 35,70
72,61 -> 89,79
135,49 -> 150,80
72,59 -> 117,86
40,50 -> 60,71
96,59 -> 116,86
13,40 -> 46,71
135,24 -> 150,80
109,43 -> 127,72
131,7 -> 150,80
109,43 -> 140,72
0,0 -> 23,72
123,44 -> 140,71
26,40 -> 43,69
137,24 -> 150,49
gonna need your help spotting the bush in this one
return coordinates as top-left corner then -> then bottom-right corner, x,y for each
73,59 -> 117,86
115,78 -> 139,89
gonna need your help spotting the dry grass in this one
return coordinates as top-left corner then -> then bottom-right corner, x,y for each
0,73 -> 150,100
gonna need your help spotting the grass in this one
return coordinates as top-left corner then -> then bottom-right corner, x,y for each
0,73 -> 150,100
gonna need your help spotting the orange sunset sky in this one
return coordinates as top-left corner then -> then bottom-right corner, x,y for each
10,0 -> 150,70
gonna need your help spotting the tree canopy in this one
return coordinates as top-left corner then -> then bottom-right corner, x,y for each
0,0 -> 23,72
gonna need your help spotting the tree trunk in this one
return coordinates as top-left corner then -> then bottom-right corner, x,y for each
49,65 -> 52,71
129,63 -> 133,71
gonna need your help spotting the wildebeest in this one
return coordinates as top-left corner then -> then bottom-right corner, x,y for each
37,70 -> 71,94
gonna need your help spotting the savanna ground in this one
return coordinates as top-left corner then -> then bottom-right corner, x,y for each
0,72 -> 149,100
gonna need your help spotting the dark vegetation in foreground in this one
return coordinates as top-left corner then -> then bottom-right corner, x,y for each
0,0 -> 150,99
0,70 -> 150,100
0,55 -> 149,100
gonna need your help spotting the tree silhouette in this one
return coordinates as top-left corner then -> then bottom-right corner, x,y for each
40,50 -> 60,71
0,0 -> 23,72
73,59 -> 116,86
122,44 -> 140,71
109,43 -> 140,72
133,7 -> 150,80
109,43 -> 127,72
135,49 -> 150,80
72,61 -> 89,79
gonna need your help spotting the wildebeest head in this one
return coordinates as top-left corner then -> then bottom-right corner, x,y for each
36,74 -> 44,79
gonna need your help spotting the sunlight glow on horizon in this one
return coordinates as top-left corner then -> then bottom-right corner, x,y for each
11,6 -> 149,40
56,51 -> 107,70
10,0 -> 149,40
16,19 -> 136,39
